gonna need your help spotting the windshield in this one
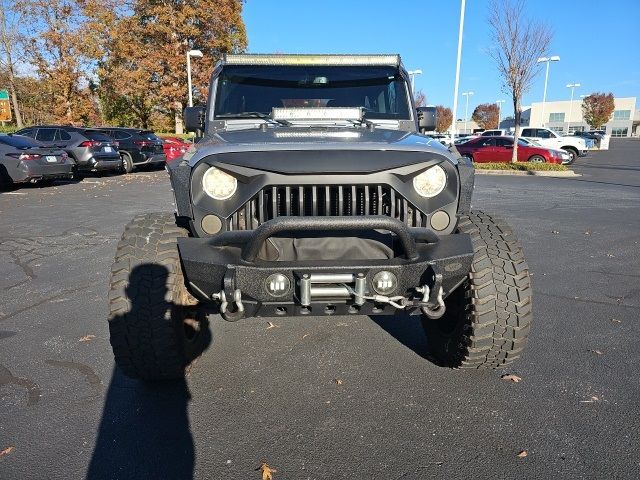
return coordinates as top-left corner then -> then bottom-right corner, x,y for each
214,65 -> 411,121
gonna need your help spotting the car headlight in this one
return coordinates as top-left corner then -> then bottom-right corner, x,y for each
413,165 -> 447,198
202,167 -> 237,200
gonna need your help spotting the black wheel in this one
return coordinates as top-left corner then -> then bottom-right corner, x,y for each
120,152 -> 134,174
528,154 -> 546,163
421,211 -> 532,369
108,213 -> 210,380
562,148 -> 577,165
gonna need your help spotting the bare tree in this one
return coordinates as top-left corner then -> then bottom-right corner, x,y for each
414,90 -> 427,107
0,1 -> 23,127
488,0 -> 552,162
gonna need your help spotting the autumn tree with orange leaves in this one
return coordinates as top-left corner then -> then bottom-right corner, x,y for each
435,105 -> 453,133
97,0 -> 247,131
12,0 -> 111,125
472,103 -> 500,130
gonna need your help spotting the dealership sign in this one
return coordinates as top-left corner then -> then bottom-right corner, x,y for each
0,90 -> 11,122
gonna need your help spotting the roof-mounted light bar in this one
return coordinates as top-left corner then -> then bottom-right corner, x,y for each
223,54 -> 401,67
272,107 -> 363,122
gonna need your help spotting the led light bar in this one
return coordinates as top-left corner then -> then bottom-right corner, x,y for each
224,54 -> 400,67
274,131 -> 360,139
272,107 -> 363,121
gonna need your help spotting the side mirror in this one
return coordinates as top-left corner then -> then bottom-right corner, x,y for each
416,106 -> 437,133
184,106 -> 205,134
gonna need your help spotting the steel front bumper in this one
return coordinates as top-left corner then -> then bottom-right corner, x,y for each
178,216 -> 473,319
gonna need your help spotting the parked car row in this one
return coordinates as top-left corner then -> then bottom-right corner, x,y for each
0,126 -> 191,190
455,135 -> 571,164
425,126 -> 589,165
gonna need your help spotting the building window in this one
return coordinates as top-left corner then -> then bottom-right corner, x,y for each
568,126 -> 584,133
611,127 -> 628,137
553,126 -> 565,134
613,110 -> 631,120
549,112 -> 565,122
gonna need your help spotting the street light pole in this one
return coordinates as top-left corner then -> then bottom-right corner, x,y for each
186,49 -> 203,107
450,0 -> 467,144
496,100 -> 505,127
407,69 -> 423,94
566,83 -> 580,133
462,91 -> 473,134
537,55 -> 560,127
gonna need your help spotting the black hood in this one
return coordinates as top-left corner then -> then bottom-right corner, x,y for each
187,127 -> 453,173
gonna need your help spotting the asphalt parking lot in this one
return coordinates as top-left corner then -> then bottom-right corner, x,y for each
1,139 -> 639,479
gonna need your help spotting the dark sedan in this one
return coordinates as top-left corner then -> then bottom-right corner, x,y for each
0,134 -> 74,189
455,136 -> 567,164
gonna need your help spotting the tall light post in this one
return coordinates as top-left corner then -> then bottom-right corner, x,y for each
450,0 -> 467,143
186,49 -> 203,107
496,100 -> 505,127
536,55 -> 560,127
566,83 -> 580,133
462,91 -> 474,134
407,69 -> 423,93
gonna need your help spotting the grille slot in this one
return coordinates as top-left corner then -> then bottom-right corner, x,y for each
227,185 -> 425,230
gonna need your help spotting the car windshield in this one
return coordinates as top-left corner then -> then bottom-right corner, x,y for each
214,65 -> 411,121
0,134 -> 42,148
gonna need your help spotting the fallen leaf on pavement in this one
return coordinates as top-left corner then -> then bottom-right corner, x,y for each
580,396 -> 600,403
334,379 -> 343,385
588,349 -> 603,355
611,318 -> 622,324
302,334 -> 309,339
257,462 -> 277,480
516,450 -> 528,458
0,446 -> 14,457
551,230 -> 559,234
500,374 -> 522,383
79,335 -> 96,342
266,321 -> 279,330
584,230 -> 591,235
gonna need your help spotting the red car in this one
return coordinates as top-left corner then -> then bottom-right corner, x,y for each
455,136 -> 564,164
162,137 -> 191,163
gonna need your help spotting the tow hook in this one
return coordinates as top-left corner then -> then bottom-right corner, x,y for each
415,283 -> 446,319
213,289 -> 245,321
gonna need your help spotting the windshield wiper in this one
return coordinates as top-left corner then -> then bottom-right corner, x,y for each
216,111 -> 291,127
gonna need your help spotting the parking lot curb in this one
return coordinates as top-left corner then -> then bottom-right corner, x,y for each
475,169 -> 580,177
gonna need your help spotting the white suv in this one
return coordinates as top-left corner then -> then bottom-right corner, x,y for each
520,127 -> 587,164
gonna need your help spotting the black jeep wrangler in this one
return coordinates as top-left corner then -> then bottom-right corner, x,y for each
108,54 -> 532,380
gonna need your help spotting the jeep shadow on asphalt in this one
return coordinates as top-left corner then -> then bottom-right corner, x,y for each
87,264 -> 211,480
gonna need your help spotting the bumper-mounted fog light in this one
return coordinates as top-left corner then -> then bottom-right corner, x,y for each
265,274 -> 291,297
372,271 -> 398,295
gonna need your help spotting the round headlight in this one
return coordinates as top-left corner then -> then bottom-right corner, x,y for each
202,167 -> 237,200
413,165 -> 447,198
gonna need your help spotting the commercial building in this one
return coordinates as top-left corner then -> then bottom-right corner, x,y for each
528,96 -> 638,137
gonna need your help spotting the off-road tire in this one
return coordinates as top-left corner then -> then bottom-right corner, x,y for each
422,211 -> 532,368
108,212 -> 208,380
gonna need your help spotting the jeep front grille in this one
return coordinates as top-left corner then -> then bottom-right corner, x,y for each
227,185 -> 426,230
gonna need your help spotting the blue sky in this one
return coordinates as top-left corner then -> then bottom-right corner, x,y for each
243,0 -> 640,117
